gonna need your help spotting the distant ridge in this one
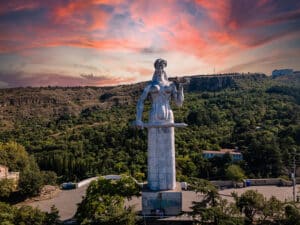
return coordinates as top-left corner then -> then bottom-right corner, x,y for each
0,72 -> 268,128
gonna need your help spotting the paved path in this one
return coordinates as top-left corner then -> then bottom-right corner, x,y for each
25,185 -> 87,220
24,185 -> 300,221
220,185 -> 298,202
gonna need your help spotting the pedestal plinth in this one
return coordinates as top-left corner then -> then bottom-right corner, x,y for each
142,183 -> 182,216
145,122 -> 187,191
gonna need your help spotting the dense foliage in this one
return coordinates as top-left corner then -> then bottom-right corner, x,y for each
75,175 -> 140,225
0,202 -> 59,225
190,179 -> 300,225
0,142 -> 57,199
0,179 -> 14,198
226,165 -> 246,182
0,76 -> 299,182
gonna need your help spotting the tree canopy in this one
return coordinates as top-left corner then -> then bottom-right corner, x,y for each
76,175 -> 140,225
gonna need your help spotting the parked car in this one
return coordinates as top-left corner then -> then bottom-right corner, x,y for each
61,182 -> 77,190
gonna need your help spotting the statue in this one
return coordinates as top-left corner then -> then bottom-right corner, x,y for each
135,58 -> 186,191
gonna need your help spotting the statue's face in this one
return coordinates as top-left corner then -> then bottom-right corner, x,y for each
155,64 -> 165,81
153,59 -> 167,82
157,64 -> 164,73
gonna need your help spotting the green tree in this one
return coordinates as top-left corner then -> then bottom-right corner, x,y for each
189,178 -> 243,225
284,204 -> 300,225
80,195 -> 135,225
45,205 -> 60,225
19,165 -> 43,197
234,190 -> 265,224
0,179 -> 14,198
243,131 -> 283,177
76,175 -> 140,225
41,171 -> 58,185
0,201 -> 16,224
226,165 -> 246,182
15,206 -> 46,225
0,142 -> 30,171
0,142 -> 45,198
0,201 -> 60,225
261,196 -> 284,224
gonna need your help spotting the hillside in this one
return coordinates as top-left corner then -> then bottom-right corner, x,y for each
0,83 -> 145,126
0,72 -> 299,182
0,73 -> 266,128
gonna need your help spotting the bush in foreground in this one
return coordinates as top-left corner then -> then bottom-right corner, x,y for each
0,202 -> 59,225
76,175 -> 140,225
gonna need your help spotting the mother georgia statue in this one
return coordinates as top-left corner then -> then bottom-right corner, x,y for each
135,58 -> 186,191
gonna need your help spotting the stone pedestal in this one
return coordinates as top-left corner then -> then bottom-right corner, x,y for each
146,122 -> 187,191
148,127 -> 175,190
142,183 -> 182,216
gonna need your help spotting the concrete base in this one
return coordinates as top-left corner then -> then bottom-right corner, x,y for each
147,127 -> 176,190
142,184 -> 182,216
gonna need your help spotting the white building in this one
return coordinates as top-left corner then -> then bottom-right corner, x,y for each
202,149 -> 243,161
0,165 -> 19,190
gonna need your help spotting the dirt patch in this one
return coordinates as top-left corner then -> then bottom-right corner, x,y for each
23,185 -> 61,203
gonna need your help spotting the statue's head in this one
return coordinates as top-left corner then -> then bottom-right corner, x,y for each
154,58 -> 167,70
152,58 -> 168,83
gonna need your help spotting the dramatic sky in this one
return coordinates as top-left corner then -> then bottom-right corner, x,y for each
1,0 -> 300,88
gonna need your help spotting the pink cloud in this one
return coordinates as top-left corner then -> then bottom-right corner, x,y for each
0,0 -> 299,87
195,0 -> 231,27
129,0 -> 179,30
193,0 -> 300,53
128,1 -> 225,63
0,1 -> 157,55
209,31 -> 242,47
163,19 -> 207,55
52,0 -> 122,30
1,0 -> 298,56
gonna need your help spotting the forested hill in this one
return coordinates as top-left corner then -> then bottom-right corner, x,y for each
0,72 -> 299,182
0,73 -> 265,125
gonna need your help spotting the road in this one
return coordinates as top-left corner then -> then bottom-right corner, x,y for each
24,184 -> 300,221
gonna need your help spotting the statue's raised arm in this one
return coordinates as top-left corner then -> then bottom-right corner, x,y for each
172,80 -> 184,107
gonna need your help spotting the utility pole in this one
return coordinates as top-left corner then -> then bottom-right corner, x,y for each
293,151 -> 296,202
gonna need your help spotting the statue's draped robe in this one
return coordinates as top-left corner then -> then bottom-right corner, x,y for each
137,79 -> 183,191
146,84 -> 178,190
